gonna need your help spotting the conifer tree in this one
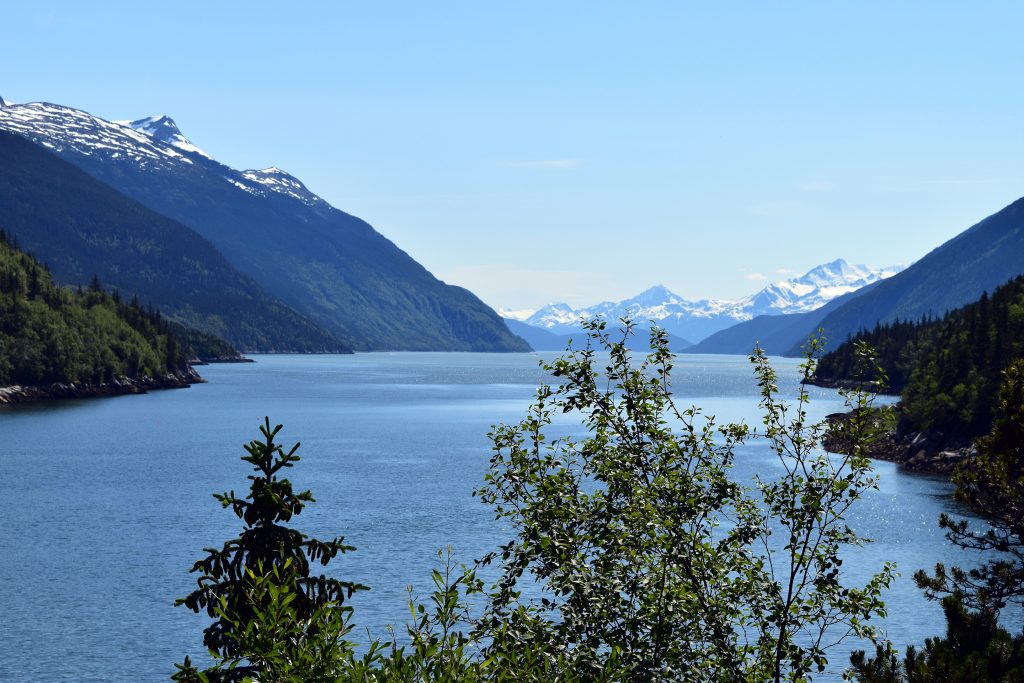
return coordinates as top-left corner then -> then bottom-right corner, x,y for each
174,418 -> 365,681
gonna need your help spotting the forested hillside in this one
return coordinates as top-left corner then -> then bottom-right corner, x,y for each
0,232 -> 192,386
815,274 -> 1024,442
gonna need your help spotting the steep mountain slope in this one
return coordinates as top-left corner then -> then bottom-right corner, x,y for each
519,259 -> 899,343
0,129 -> 343,352
789,196 -> 1024,355
0,99 -> 528,352
687,282 -> 882,356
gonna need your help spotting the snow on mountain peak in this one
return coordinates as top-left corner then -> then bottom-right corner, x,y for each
0,95 -> 8,108
798,258 -> 863,285
129,114 -> 180,140
239,167 -> 321,205
632,284 -> 679,305
499,308 -> 535,321
125,114 -> 211,159
520,259 -> 905,342
0,99 -> 326,208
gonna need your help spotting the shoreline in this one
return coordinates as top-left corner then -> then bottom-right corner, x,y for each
806,376 -> 900,395
824,408 -> 974,476
0,368 -> 204,405
190,356 -> 255,365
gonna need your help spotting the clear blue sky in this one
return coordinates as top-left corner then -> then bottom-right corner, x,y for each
3,2 -> 1023,311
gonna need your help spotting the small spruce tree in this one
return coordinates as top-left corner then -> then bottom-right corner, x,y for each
174,418 -> 365,681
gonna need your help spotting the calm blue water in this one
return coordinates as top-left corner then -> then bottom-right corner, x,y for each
0,353 -> 998,681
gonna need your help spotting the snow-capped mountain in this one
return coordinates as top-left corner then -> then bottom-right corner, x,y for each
738,260 -> 903,316
0,101 -> 323,207
119,114 -> 212,159
519,259 -> 904,343
0,97 -> 528,352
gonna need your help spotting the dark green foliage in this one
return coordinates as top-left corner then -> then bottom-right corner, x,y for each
815,274 -> 1024,442
916,360 -> 1024,611
174,418 -> 365,682
850,361 -> 1024,682
850,597 -> 1024,683
815,317 -> 940,393
166,322 -> 247,362
902,283 -> 1024,438
0,233 -> 190,385
798,195 -> 1024,356
0,129 -> 345,353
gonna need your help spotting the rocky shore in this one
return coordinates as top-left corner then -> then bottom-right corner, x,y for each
0,368 -> 204,405
824,407 -> 974,475
190,355 -> 255,365
807,377 -> 895,395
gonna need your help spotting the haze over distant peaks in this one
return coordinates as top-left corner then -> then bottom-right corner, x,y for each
515,259 -> 903,343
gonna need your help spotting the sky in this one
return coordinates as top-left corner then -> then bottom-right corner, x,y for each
3,2 -> 1024,311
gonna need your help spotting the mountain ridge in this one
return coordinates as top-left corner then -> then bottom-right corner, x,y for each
515,259 -> 901,344
0,99 -> 529,352
0,128 -> 345,352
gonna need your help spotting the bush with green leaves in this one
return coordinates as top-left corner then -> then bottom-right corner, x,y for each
175,319 -> 894,682
474,320 -> 893,681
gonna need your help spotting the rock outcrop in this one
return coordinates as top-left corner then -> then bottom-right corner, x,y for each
824,407 -> 975,475
0,368 -> 203,405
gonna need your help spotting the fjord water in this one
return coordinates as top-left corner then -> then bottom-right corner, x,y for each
0,353 -> 974,680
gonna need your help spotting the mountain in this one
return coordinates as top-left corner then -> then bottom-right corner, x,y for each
743,260 -> 901,315
503,319 -> 576,351
519,259 -> 900,344
0,129 -> 343,353
503,318 -> 692,352
788,196 -> 1024,356
0,99 -> 528,352
686,282 -> 883,356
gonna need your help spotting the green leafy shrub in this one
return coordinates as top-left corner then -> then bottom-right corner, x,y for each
176,320 -> 894,681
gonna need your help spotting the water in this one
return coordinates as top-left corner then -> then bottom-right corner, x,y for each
0,353 -> 995,681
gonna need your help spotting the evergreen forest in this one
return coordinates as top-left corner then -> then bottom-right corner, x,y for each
814,274 -> 1024,442
0,231 -> 192,386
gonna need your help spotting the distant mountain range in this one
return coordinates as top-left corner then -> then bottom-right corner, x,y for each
0,97 -> 528,352
506,259 -> 902,345
502,318 -> 694,353
691,196 -> 1024,356
5,96 -> 1021,360
799,197 -> 1024,355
